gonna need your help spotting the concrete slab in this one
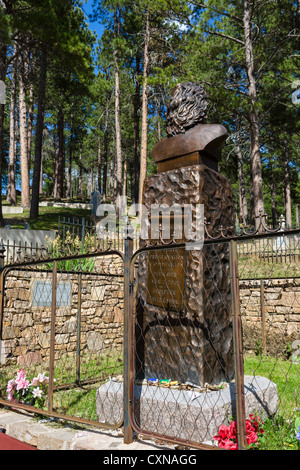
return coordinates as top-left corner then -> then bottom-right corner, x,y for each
0,408 -> 173,451
96,375 -> 278,444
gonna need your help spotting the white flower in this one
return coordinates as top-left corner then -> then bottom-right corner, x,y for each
32,387 -> 43,399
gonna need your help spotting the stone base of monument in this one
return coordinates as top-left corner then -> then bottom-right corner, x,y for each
96,376 -> 278,444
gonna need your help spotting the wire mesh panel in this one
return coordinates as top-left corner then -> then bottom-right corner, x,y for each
238,233 -> 300,450
0,252 -> 125,429
127,241 -> 238,448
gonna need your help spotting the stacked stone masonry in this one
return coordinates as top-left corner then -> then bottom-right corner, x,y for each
0,251 -> 299,365
240,278 -> 300,356
0,255 -> 124,366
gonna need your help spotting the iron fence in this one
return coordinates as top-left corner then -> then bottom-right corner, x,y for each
0,248 -> 125,430
0,222 -> 299,450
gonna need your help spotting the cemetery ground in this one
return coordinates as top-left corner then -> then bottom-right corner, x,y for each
0,350 -> 299,450
1,196 -> 92,231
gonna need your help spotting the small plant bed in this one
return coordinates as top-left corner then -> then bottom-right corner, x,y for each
243,354 -> 300,450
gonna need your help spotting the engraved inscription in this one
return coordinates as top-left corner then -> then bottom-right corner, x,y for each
146,248 -> 186,311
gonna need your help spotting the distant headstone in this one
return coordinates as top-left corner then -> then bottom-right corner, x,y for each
90,191 -> 101,217
0,80 -> 5,105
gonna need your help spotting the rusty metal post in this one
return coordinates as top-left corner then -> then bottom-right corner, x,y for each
76,272 -> 82,384
229,239 -> 247,450
48,260 -> 57,413
0,244 -> 6,340
260,280 -> 267,355
123,227 -> 134,444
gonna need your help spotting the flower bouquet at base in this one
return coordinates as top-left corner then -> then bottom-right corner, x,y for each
213,414 -> 265,450
6,369 -> 51,409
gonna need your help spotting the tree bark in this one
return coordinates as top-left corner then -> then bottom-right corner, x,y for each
30,49 -> 47,218
97,134 -> 102,195
138,11 -> 150,207
67,108 -> 74,199
56,105 -> 65,200
133,54 -> 141,204
19,54 -> 30,208
52,129 -> 58,199
102,91 -> 110,203
7,50 -> 17,205
27,81 -> 34,173
243,0 -> 264,226
283,139 -> 292,228
114,8 -> 122,210
236,142 -> 248,225
0,40 -> 6,225
78,145 -> 83,199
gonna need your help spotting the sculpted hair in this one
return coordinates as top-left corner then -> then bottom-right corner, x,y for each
166,82 -> 207,137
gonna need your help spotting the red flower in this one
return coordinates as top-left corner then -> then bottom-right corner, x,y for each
228,421 -> 237,440
247,430 -> 258,446
223,438 -> 238,450
213,414 -> 264,450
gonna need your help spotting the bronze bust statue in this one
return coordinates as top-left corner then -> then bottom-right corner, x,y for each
152,82 -> 228,172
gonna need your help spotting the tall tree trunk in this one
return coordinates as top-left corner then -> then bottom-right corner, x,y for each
123,156 -> 127,197
39,151 -> 43,194
7,51 -> 17,205
30,49 -> 47,218
0,5 -> 9,225
27,82 -> 34,174
236,142 -> 248,225
102,91 -> 110,203
67,110 -> 74,199
243,0 -> 264,226
138,11 -> 150,207
97,134 -> 102,195
19,54 -> 30,208
283,139 -> 292,228
52,129 -> 58,199
133,54 -> 141,204
270,177 -> 277,229
114,8 -> 122,210
78,146 -> 83,199
56,105 -> 65,199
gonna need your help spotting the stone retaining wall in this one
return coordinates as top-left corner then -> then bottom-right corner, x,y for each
1,255 -> 299,365
240,278 -> 300,356
0,254 -> 124,366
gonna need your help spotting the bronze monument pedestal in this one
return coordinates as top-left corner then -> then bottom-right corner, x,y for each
135,83 -> 235,386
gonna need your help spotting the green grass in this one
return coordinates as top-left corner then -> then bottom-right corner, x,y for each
238,255 -> 300,279
244,354 -> 300,450
1,196 -> 91,231
0,350 -> 123,423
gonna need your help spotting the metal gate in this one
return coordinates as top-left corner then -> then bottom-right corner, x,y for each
0,247 -> 125,430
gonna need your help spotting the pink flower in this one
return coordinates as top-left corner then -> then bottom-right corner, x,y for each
16,378 -> 29,391
31,373 -> 49,386
15,369 -> 26,383
7,392 -> 16,402
6,379 -> 16,393
31,377 -> 40,387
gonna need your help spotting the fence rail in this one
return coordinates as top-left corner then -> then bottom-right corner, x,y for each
0,225 -> 299,450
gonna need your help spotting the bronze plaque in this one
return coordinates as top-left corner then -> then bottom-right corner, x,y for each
146,248 -> 186,311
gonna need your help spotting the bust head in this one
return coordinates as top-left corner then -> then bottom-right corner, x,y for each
166,82 -> 207,137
